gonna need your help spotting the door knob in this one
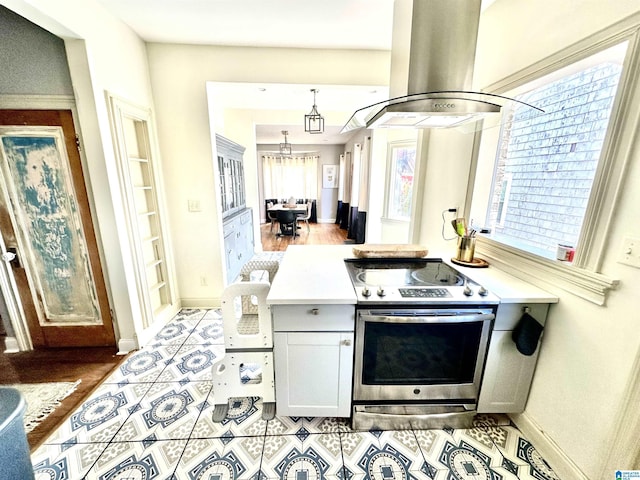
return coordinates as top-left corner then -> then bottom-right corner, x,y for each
2,247 -> 20,268
1,251 -> 16,263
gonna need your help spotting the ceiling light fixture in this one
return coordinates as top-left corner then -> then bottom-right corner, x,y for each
279,130 -> 292,156
304,88 -> 324,134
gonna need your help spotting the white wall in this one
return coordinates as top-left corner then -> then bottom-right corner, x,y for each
471,2 -> 640,477
146,43 -> 389,305
412,128 -> 476,254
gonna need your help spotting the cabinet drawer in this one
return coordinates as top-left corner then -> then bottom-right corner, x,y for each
240,210 -> 252,224
272,304 -> 355,332
223,219 -> 237,236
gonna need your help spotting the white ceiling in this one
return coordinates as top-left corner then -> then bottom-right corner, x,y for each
93,0 -> 396,145
93,0 -> 495,145
208,82 -> 389,144
94,0 -> 396,50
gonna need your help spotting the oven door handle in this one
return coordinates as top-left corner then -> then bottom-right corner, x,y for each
360,313 -> 495,324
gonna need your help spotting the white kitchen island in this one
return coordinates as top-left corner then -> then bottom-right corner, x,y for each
267,245 -> 357,417
266,245 -> 558,418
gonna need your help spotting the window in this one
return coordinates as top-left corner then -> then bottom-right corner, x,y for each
470,35 -> 637,304
262,154 -> 319,200
385,142 -> 416,220
484,43 -> 626,260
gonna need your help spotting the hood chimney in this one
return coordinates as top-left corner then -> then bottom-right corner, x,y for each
342,0 -> 542,133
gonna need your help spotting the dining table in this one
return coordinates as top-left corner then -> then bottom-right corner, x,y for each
268,204 -> 307,236
268,203 -> 307,214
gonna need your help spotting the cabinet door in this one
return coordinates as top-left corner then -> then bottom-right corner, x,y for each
216,135 -> 246,218
274,331 -> 353,417
223,228 -> 239,284
477,330 -> 540,413
239,210 -> 254,264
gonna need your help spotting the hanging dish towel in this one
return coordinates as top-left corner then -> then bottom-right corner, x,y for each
512,312 -> 544,356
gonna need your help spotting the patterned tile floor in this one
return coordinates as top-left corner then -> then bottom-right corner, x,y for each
31,308 -> 560,480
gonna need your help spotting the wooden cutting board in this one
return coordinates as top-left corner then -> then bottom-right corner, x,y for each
352,244 -> 429,258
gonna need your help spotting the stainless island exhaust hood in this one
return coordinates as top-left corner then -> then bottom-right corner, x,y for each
341,0 -> 542,133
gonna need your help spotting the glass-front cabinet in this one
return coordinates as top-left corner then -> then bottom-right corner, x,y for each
216,134 -> 246,218
216,134 -> 254,284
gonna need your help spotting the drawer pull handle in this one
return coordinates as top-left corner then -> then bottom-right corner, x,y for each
310,308 -> 319,315
341,339 -> 352,346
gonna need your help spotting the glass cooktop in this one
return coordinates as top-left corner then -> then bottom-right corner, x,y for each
344,258 -> 465,287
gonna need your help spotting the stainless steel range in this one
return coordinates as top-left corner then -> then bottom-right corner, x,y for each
344,257 -> 498,430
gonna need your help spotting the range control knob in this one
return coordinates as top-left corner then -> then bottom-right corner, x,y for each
361,287 -> 371,297
377,286 -> 386,297
463,283 -> 473,296
478,286 -> 489,296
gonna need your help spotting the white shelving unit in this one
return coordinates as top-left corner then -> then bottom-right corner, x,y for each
106,93 -> 178,346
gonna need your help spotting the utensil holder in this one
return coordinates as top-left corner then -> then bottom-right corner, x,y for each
456,236 -> 476,263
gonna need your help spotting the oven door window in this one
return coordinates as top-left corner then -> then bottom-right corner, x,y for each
362,321 -> 483,385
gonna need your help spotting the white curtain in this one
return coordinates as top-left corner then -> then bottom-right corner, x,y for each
262,154 -> 319,199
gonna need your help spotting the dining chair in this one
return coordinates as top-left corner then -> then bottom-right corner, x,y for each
276,209 -> 297,237
297,202 -> 312,232
266,202 -> 278,232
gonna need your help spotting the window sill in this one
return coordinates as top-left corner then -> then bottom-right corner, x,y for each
380,217 -> 410,224
476,237 -> 619,306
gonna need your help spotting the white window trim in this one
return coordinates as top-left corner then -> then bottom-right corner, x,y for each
496,173 -> 511,227
473,15 -> 640,305
476,237 -> 618,305
383,140 -> 416,221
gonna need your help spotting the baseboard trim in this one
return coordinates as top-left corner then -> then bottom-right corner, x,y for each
180,298 -> 221,308
3,336 -> 19,353
317,218 -> 337,224
117,338 -> 138,355
510,412 -> 589,480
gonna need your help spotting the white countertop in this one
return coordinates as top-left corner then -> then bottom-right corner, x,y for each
266,245 -> 558,305
267,245 -> 357,305
442,258 -> 559,304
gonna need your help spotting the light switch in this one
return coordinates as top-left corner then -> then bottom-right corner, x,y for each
188,199 -> 201,212
618,236 -> 640,268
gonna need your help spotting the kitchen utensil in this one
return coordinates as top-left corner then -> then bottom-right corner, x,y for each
455,218 -> 467,237
451,219 -> 460,236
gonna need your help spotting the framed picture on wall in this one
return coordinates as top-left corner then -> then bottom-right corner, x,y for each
322,164 -> 338,189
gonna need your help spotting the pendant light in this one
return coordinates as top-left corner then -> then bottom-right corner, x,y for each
279,130 -> 292,156
304,88 -> 325,134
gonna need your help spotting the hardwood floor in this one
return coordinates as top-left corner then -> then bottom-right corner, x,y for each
0,340 -> 124,451
260,221 -> 349,251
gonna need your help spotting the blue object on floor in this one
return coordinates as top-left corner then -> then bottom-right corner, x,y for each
0,387 -> 35,480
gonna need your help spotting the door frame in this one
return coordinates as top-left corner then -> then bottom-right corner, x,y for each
0,94 -> 112,351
